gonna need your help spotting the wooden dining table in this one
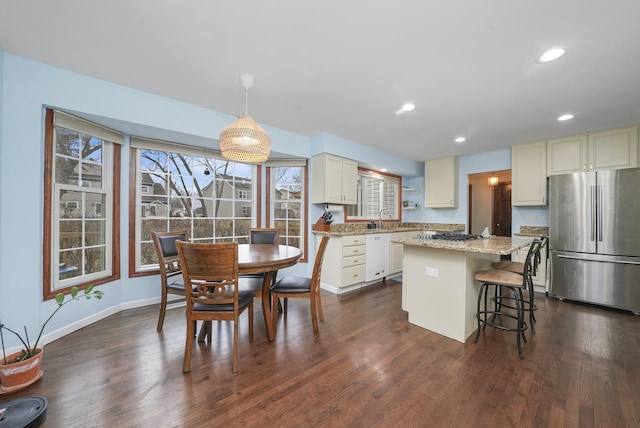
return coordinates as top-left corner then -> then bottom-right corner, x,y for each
237,244 -> 302,341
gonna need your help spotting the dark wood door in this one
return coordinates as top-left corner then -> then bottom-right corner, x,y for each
492,182 -> 511,237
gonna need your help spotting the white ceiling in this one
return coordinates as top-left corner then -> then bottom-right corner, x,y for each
1,0 -> 639,161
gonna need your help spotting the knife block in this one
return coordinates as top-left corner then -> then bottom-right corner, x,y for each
312,217 -> 331,232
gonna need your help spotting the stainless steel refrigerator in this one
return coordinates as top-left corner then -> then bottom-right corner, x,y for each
549,168 -> 640,313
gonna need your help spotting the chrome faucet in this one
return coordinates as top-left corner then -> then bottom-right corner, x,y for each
378,208 -> 390,229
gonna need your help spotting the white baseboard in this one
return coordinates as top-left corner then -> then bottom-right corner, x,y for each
2,295 -> 183,357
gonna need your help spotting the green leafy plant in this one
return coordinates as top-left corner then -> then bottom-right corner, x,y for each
1,285 -> 104,364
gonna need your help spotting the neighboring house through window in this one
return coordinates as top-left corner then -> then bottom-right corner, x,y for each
130,138 -> 259,273
267,159 -> 308,261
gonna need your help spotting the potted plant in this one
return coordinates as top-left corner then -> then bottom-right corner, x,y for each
0,285 -> 104,394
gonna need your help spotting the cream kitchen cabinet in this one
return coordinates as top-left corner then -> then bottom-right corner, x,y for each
547,126 -> 639,175
388,232 -> 410,275
312,153 -> 358,204
319,234 -> 366,289
424,156 -> 457,208
389,231 -> 412,275
511,140 -> 547,206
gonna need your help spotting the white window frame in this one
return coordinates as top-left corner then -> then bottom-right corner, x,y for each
49,110 -> 122,292
267,159 -> 307,260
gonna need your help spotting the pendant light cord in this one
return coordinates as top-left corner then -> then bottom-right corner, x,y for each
245,87 -> 249,116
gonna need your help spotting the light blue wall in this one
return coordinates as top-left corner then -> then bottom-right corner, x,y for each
0,50 -> 549,349
0,51 -> 427,348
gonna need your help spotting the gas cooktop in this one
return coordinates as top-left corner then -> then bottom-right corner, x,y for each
430,233 -> 482,241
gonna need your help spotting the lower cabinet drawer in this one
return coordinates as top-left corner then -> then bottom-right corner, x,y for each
342,265 -> 365,286
343,244 -> 365,257
343,254 -> 365,268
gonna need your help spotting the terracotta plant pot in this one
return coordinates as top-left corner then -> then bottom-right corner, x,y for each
0,348 -> 44,395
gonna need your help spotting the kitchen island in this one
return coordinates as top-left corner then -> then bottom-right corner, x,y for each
393,236 -> 533,343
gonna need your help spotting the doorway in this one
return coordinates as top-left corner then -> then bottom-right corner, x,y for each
467,170 -> 511,236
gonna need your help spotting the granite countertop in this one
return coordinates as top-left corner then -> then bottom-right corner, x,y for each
392,235 -> 534,256
513,226 -> 549,237
313,222 -> 465,236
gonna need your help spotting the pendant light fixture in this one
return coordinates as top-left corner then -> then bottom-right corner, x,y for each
488,173 -> 499,187
219,74 -> 271,163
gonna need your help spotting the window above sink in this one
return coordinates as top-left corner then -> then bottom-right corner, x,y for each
345,168 -> 401,223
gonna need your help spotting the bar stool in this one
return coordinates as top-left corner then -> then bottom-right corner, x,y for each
474,269 -> 528,358
474,240 -> 541,359
491,238 -> 546,333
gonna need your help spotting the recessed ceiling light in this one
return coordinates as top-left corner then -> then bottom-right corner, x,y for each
557,114 -> 574,121
455,137 -> 466,143
538,48 -> 566,63
379,168 -> 387,172
395,103 -> 416,115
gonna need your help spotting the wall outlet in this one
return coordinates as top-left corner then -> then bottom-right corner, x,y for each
425,267 -> 439,277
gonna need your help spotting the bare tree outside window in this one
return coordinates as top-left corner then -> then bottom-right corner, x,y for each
136,147 -> 256,269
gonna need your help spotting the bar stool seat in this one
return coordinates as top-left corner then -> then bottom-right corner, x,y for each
474,268 -> 529,359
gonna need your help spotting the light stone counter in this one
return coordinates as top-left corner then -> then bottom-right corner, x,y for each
393,235 -> 533,256
312,222 -> 465,236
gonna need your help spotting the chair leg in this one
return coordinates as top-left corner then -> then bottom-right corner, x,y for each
183,317 -> 195,373
474,282 -> 487,343
284,298 -> 288,320
157,292 -> 168,331
248,300 -> 254,343
317,288 -> 324,321
310,293 -> 319,338
233,315 -> 239,374
513,287 -> 525,359
271,292 -> 279,335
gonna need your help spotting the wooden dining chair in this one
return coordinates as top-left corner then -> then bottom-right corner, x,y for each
151,230 -> 189,331
176,241 -> 254,374
270,235 -> 330,338
239,228 -> 280,301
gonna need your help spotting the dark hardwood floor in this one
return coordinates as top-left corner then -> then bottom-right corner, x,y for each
7,279 -> 640,427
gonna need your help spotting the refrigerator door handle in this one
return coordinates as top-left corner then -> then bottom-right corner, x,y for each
590,185 -> 596,242
557,254 -> 640,266
597,184 -> 603,242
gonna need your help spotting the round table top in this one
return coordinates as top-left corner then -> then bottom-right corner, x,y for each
237,244 -> 302,274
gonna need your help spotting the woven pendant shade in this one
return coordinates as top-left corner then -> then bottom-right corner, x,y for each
219,115 -> 271,163
219,73 -> 271,163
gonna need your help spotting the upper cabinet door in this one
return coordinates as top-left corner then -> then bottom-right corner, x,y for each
424,156 -> 458,208
311,153 -> 358,204
588,126 -> 638,171
512,140 -> 547,206
547,126 -> 638,175
546,134 -> 588,175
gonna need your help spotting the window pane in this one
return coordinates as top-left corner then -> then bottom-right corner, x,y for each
269,164 -> 306,256
346,169 -> 400,221
135,146 -> 257,270
85,247 -> 105,274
